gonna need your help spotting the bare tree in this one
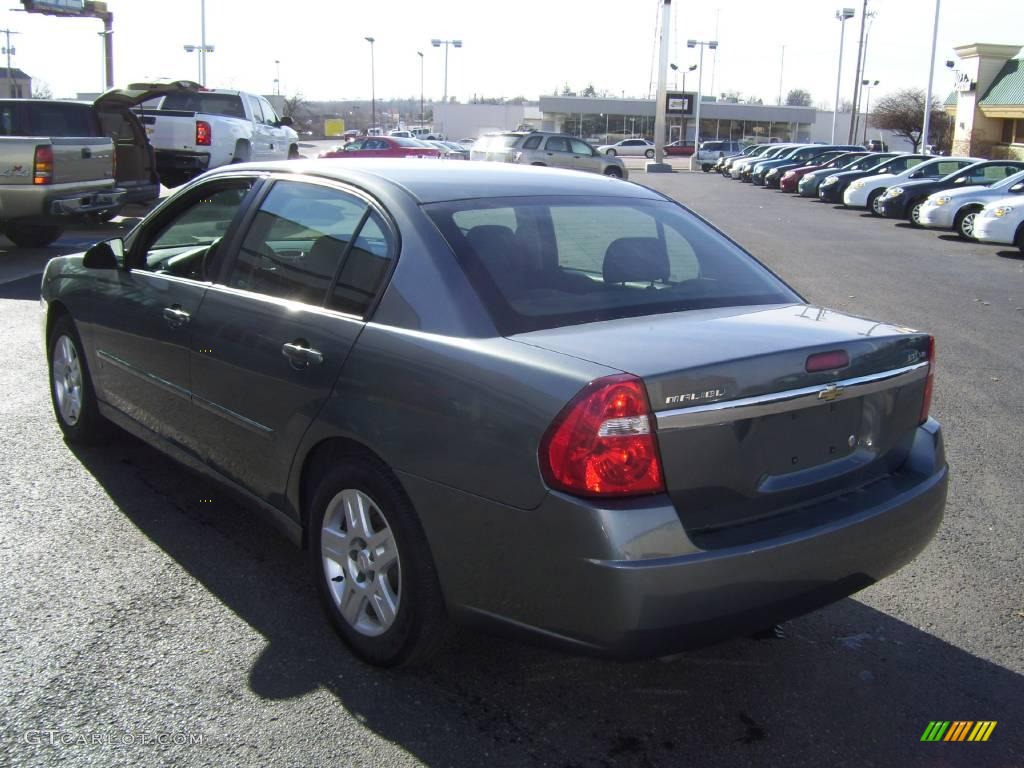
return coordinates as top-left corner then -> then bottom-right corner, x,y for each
31,80 -> 53,99
786,89 -> 812,107
281,92 -> 307,120
870,88 -> 947,152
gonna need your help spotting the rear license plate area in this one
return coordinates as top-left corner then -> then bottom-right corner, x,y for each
757,399 -> 863,475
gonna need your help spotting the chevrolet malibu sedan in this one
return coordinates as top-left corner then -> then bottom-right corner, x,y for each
596,138 -> 656,158
843,157 -> 978,212
918,169 -> 1024,239
877,160 -> 1024,225
973,194 -> 1024,252
42,160 -> 947,667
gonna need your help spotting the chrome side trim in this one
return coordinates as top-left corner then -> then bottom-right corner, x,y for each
655,362 -> 929,431
192,394 -> 274,436
96,350 -> 190,401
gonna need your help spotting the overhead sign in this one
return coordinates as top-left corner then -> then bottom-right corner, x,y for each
666,91 -> 694,116
953,70 -> 974,93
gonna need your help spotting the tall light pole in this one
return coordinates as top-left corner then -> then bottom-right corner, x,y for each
199,0 -> 208,85
183,44 -> 215,84
831,8 -> 855,144
777,45 -> 785,105
416,51 -> 425,127
861,79 -> 879,144
430,38 -> 462,105
274,59 -> 281,96
687,38 -> 718,170
847,0 -> 868,141
1,28 -> 19,98
921,0 -> 941,154
365,36 -> 376,132
851,9 -> 877,141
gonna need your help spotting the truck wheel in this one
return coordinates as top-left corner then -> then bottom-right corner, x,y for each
231,140 -> 251,164
4,224 -> 64,248
288,144 -> 302,159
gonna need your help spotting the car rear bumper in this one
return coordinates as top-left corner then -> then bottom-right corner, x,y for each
48,187 -> 126,217
405,420 -> 947,658
155,149 -> 210,174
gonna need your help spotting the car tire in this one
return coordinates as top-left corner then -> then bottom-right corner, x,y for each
907,198 -> 925,226
645,149 -> 655,159
701,165 -> 712,172
954,206 -> 982,240
288,144 -> 302,159
868,189 -> 885,216
1016,225 -> 1024,256
309,457 -> 450,667
4,223 -> 64,248
603,166 -> 623,178
48,314 -> 111,444
530,162 -> 546,167
605,149 -> 616,156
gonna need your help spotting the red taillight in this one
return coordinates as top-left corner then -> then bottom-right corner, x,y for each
196,120 -> 212,146
540,374 -> 664,497
920,335 -> 935,424
806,350 -> 850,373
33,145 -> 54,185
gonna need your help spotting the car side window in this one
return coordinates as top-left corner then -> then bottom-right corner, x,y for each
344,140 -> 364,151
545,137 -> 570,152
246,95 -> 264,123
522,135 -> 542,150
365,139 -> 388,150
329,211 -> 394,316
259,97 -> 279,125
224,180 -> 371,307
569,139 -> 593,155
134,182 -> 254,278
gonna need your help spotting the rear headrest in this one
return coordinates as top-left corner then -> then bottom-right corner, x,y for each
602,237 -> 669,284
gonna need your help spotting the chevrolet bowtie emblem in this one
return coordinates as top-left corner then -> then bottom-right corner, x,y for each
818,384 -> 845,402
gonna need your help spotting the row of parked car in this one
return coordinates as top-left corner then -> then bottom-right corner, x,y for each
712,142 -> 1024,253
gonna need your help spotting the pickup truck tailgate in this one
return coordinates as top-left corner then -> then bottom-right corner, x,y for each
50,137 -> 114,185
139,111 -> 202,153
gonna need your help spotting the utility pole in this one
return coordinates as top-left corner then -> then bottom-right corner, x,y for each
848,0 -> 868,142
650,0 -> 672,169
1,28 -> 19,97
921,0 -> 941,154
19,2 -> 114,90
777,45 -> 785,105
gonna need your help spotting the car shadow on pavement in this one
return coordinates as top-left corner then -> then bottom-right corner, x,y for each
0,274 -> 44,301
995,248 -> 1022,260
69,430 -> 1024,768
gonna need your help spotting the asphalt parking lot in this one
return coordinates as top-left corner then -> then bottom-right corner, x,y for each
1,168 -> 1022,768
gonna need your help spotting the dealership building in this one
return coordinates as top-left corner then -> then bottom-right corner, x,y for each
946,43 -> 1024,160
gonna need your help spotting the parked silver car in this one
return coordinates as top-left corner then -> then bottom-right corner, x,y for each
473,131 -> 628,179
918,168 -> 1024,239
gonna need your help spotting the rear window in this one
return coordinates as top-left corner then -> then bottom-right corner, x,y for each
392,137 -> 431,147
701,141 -> 725,150
0,102 -> 101,137
426,197 -> 798,334
477,134 -> 522,151
160,92 -> 246,119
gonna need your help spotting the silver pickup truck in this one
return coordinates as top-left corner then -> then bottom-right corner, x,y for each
0,99 -> 122,248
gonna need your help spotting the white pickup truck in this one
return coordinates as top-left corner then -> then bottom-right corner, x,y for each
135,83 -> 299,187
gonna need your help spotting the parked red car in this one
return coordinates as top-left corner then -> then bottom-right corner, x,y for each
664,139 -> 695,157
779,151 -> 870,193
319,136 -> 440,159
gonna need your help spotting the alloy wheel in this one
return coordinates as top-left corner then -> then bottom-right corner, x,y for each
910,201 -> 923,225
52,335 -> 83,426
960,212 -> 977,239
321,488 -> 402,637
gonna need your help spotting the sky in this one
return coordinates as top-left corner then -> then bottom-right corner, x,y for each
1,0 -> 1021,107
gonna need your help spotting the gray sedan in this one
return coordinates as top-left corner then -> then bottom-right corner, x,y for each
42,160 -> 947,666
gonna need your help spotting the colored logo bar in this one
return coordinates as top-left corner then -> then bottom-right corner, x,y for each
921,721 -> 997,742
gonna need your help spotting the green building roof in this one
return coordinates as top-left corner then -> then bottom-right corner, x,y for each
944,90 -> 957,106
980,55 -> 1024,106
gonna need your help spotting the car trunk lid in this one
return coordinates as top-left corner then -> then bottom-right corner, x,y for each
513,304 -> 932,542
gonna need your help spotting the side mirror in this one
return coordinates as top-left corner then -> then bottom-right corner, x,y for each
83,238 -> 124,270
279,115 -> 294,128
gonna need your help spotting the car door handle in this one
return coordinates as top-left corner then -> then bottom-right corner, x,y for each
81,147 -> 92,159
281,341 -> 323,368
162,306 -> 190,328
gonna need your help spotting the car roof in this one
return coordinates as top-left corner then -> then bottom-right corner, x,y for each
210,159 -> 664,204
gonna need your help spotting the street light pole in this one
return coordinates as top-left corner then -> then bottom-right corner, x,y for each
777,44 -> 785,105
861,79 -> 879,144
688,38 -> 718,170
1,28 -> 19,98
417,51 -> 424,127
430,38 -> 463,105
199,0 -> 207,85
274,59 -> 280,96
831,8 -> 855,144
921,0 -> 941,154
365,36 -> 376,132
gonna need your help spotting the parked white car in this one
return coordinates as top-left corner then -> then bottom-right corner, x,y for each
139,83 -> 299,188
918,169 -> 1024,239
973,194 -> 1024,253
596,138 -> 655,158
843,157 -> 978,212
